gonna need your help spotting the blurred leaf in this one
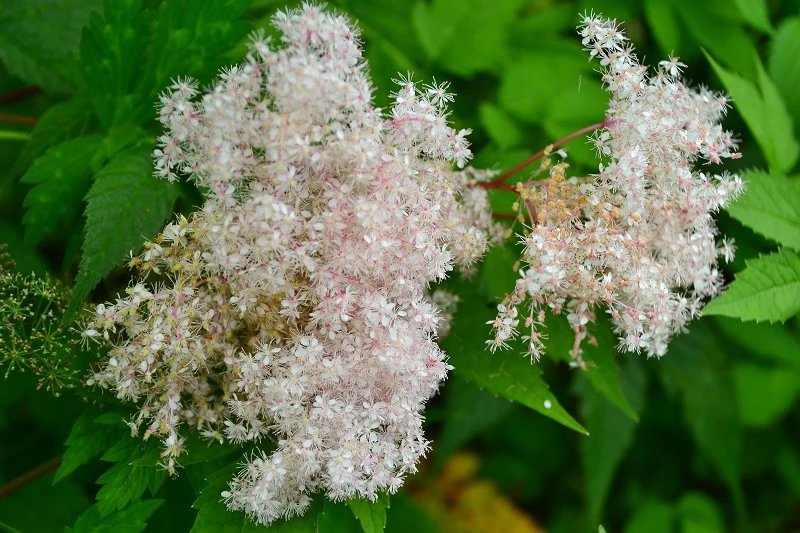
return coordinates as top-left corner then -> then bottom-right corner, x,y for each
677,492 -> 724,533
0,475 -> 91,532
20,134 -> 104,245
67,499 -> 163,533
347,495 -> 389,533
578,360 -> 646,524
0,0 -> 101,93
70,144 -> 178,310
55,409 -> 126,483
384,493 -> 437,533
659,326 -> 743,510
479,103 -> 523,150
706,53 -> 799,175
726,170 -> 800,250
704,249 -> 800,323
437,377 -> 513,462
732,362 -> 800,427
412,0 -> 524,76
731,0 -> 772,34
769,18 -> 800,133
714,317 -> 800,368
12,95 -> 96,176
624,500 -> 673,533
644,0 -> 681,55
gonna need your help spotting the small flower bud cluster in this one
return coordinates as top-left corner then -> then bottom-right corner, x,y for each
489,15 -> 743,360
86,4 -> 500,525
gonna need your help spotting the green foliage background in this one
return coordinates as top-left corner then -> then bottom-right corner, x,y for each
1,0 -> 800,531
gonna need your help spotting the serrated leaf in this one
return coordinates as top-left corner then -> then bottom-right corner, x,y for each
80,0 -> 149,128
704,249 -> 800,322
441,280 -> 588,435
726,170 -> 800,250
706,52 -> 799,174
769,18 -> 800,131
95,439 -> 166,516
70,144 -> 177,310
348,494 -> 389,533
67,499 -> 163,533
54,410 -> 127,483
0,0 -> 101,93
20,134 -> 104,245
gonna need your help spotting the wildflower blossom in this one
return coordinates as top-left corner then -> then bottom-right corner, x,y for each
86,4 -> 500,525
488,15 -> 743,360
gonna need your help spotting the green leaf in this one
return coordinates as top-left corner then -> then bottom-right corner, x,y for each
643,0 -> 681,55
412,0 -> 525,76
12,95 -> 97,176
733,362 -> 800,427
658,326 -> 743,510
704,249 -> 800,323
54,410 -> 127,483
67,499 -> 163,533
191,461 -> 272,532
706,52 -> 799,174
769,18 -> 800,132
437,376 -> 513,462
80,0 -> 149,129
578,360 -> 647,524
731,0 -> 772,34
624,500 -> 674,533
70,144 -> 178,309
726,170 -> 800,250
20,134 -> 104,245
95,439 -> 166,516
677,492 -> 724,533
479,103 -> 523,150
441,279 -> 588,435
348,495 -> 390,533
0,0 -> 101,93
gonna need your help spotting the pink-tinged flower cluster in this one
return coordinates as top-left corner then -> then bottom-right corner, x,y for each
488,15 -> 743,360
85,4 -> 501,525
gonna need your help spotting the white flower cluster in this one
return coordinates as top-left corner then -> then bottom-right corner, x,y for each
85,4 -> 501,525
488,15 -> 743,360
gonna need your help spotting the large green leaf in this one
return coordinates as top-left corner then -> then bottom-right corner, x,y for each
706,53 -> 799,175
658,326 -> 743,510
704,249 -> 800,323
20,134 -> 104,245
441,279 -> 588,435
412,0 -> 525,76
578,360 -> 646,525
80,0 -> 149,128
95,438 -> 166,516
0,0 -> 101,93
67,499 -> 164,533
726,170 -> 800,250
769,18 -> 800,133
347,496 -> 390,533
54,409 -> 127,483
732,362 -> 800,427
731,0 -> 772,33
70,144 -> 177,309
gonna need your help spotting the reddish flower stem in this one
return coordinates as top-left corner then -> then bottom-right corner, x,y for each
0,86 -> 41,106
481,119 -> 608,189
0,114 -> 37,126
0,456 -> 61,499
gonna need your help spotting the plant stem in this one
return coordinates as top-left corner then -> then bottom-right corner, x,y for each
0,115 -> 37,126
0,456 -> 62,499
486,119 -> 608,187
0,131 -> 31,142
0,86 -> 41,106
